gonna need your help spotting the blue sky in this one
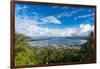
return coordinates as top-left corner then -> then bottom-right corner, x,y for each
15,4 -> 95,37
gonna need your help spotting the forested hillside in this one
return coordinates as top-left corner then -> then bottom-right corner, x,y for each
15,32 -> 94,66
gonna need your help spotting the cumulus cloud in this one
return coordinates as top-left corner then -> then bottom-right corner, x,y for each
15,20 -> 94,37
76,24 -> 94,37
80,24 -> 93,32
15,22 -> 76,37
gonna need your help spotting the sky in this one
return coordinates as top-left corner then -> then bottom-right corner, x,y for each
15,3 -> 95,37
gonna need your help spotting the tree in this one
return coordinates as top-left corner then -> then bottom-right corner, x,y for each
81,32 -> 94,63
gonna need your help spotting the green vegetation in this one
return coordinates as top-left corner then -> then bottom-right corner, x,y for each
15,32 -> 94,66
81,32 -> 95,63
15,33 -> 35,65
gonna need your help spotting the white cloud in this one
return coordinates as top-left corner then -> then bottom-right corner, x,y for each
52,6 -> 59,8
57,12 -> 72,18
15,15 -> 47,25
15,18 -> 94,37
16,22 -> 76,37
41,16 -> 61,24
57,9 -> 82,18
32,12 -> 38,15
61,7 -> 69,10
75,13 -> 94,20
15,5 -> 28,15
80,24 -> 93,32
15,5 -> 94,37
77,24 -> 94,37
23,5 -> 28,9
15,8 -> 93,37
70,9 -> 81,14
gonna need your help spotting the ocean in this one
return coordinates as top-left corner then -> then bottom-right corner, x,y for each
28,37 -> 87,46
